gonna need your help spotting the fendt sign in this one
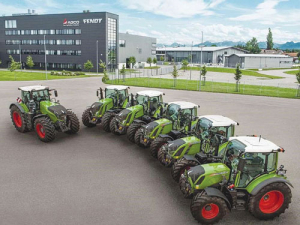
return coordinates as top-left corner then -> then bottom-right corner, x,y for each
83,18 -> 102,24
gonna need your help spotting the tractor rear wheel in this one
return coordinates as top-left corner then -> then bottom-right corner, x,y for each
191,192 -> 229,224
248,182 -> 291,220
135,127 -> 148,148
82,107 -> 96,127
110,117 -> 120,135
150,137 -> 171,158
171,158 -> 200,182
127,123 -> 142,143
10,105 -> 29,133
102,112 -> 114,132
34,117 -> 55,142
158,146 -> 173,167
65,111 -> 80,134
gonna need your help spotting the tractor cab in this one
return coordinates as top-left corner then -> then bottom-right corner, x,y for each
181,136 -> 291,224
135,90 -> 165,117
165,101 -> 199,130
101,85 -> 130,108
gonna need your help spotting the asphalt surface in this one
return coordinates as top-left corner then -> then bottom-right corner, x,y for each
0,77 -> 299,225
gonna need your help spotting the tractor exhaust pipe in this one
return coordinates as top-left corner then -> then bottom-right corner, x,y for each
100,88 -> 103,99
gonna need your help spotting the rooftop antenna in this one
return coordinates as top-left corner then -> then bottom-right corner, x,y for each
259,135 -> 261,142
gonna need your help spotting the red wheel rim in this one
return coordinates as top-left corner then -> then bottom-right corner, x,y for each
13,111 -> 22,128
36,123 -> 46,138
180,166 -> 191,176
259,191 -> 284,214
201,203 -> 219,219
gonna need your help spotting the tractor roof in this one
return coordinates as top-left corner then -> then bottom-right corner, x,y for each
229,136 -> 282,153
136,90 -> 164,97
18,85 -> 49,91
200,115 -> 238,127
169,101 -> 199,109
106,85 -> 129,90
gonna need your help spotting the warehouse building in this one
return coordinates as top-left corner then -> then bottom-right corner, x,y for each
156,46 -> 248,64
0,11 -> 118,72
225,54 -> 293,69
119,32 -> 156,69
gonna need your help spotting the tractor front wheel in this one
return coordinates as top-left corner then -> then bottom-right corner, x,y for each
82,107 -> 96,127
10,105 -> 28,133
248,182 -> 291,220
110,117 -> 120,135
34,117 -> 56,142
66,111 -> 80,134
158,146 -> 173,167
127,123 -> 142,143
102,112 -> 114,132
171,158 -> 200,182
150,137 -> 171,158
135,127 -> 148,148
191,192 -> 229,224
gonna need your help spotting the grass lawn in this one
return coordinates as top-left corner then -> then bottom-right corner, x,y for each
181,67 -> 283,79
285,70 -> 300,75
0,70 -> 99,81
248,68 -> 294,71
144,66 -> 161,69
106,77 -> 300,99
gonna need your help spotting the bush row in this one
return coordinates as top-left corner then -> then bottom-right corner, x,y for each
50,70 -> 85,76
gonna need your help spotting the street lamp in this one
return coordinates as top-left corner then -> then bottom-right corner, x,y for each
44,35 -> 47,80
19,41 -> 22,70
190,41 -> 193,80
96,40 -> 99,74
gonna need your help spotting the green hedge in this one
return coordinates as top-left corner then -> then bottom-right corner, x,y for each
50,70 -> 85,76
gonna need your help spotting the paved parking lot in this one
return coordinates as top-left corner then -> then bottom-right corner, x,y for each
0,77 -> 299,225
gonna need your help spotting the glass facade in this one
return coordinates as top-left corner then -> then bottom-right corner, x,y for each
107,18 -> 117,71
7,49 -> 81,56
119,40 -> 125,47
39,62 -> 82,70
6,39 -> 81,45
5,29 -> 81,36
163,51 -> 212,63
5,20 -> 17,28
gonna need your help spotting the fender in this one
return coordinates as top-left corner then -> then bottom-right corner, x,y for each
158,134 -> 173,140
32,114 -> 49,123
204,187 -> 232,210
250,177 -> 293,195
10,102 -> 25,113
133,119 -> 147,125
182,155 -> 200,164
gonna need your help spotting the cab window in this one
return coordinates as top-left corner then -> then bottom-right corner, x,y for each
197,118 -> 212,133
166,104 -> 180,121
31,90 -> 50,101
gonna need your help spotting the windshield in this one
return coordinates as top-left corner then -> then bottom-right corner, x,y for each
197,118 -> 212,133
136,95 -> 148,105
149,96 -> 160,115
31,90 -> 50,102
166,104 -> 180,121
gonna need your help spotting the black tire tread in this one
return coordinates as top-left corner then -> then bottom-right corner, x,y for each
82,107 -> 96,127
135,127 -> 147,148
102,112 -> 114,132
157,147 -> 173,167
34,117 -> 56,142
127,123 -> 142,143
149,137 -> 170,158
10,105 -> 29,133
66,111 -> 80,134
171,158 -> 200,182
110,117 -> 119,135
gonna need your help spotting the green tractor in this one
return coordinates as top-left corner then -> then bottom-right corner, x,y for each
180,136 -> 292,224
82,85 -> 132,131
109,90 -> 166,140
159,115 -> 238,182
135,101 -> 199,158
10,85 -> 79,142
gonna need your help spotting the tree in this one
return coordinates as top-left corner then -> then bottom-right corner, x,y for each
26,55 -> 34,69
267,28 -> 273,50
129,56 -> 136,68
211,44 -> 217,47
9,55 -> 21,81
234,64 -> 242,92
160,56 -> 164,61
296,68 -> 300,97
147,57 -> 153,75
297,52 -> 300,58
172,60 -> 179,87
99,60 -> 109,82
182,59 -> 188,71
153,57 -> 157,65
246,37 -> 261,53
120,64 -> 126,82
201,65 -> 207,86
84,60 -> 93,72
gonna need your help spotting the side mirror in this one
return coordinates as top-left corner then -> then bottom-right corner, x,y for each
54,90 -> 58,97
96,90 -> 99,97
237,158 -> 246,172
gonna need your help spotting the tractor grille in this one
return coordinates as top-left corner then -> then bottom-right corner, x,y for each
90,102 -> 103,115
48,105 -> 67,119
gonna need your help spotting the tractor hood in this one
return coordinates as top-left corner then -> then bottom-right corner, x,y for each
187,163 -> 230,190
167,136 -> 201,156
40,101 -> 66,122
116,105 -> 143,123
145,118 -> 172,134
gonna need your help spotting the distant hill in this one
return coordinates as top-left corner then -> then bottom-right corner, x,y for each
157,41 -> 300,50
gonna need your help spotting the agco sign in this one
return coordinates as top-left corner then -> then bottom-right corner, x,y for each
83,18 -> 102,24
63,19 -> 80,26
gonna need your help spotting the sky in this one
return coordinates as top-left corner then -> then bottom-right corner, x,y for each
1,0 -> 300,44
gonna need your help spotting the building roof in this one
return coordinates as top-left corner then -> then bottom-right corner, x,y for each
136,90 -> 164,97
284,53 -> 298,57
200,115 -> 238,127
157,46 -> 247,52
106,85 -> 129,90
229,54 -> 290,58
18,85 -> 49,91
169,101 -> 199,109
229,136 -> 282,153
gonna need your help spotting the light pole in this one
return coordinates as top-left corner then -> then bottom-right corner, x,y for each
96,40 -> 99,74
19,41 -> 22,70
201,31 -> 203,66
44,35 -> 47,80
199,32 -> 204,91
190,41 -> 193,80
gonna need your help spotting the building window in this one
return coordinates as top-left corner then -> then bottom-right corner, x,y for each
119,40 -> 126,47
138,48 -> 142,54
152,50 -> 156,55
107,18 -> 117,71
5,20 -> 17,28
152,43 -> 156,48
75,29 -> 81,34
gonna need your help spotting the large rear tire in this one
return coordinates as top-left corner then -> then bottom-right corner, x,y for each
34,117 -> 56,142
65,111 -> 80,134
127,123 -> 142,143
110,117 -> 120,135
82,107 -> 96,128
10,105 -> 29,133
248,182 -> 292,220
149,137 -> 171,158
191,192 -> 229,224
102,112 -> 114,132
171,158 -> 200,182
